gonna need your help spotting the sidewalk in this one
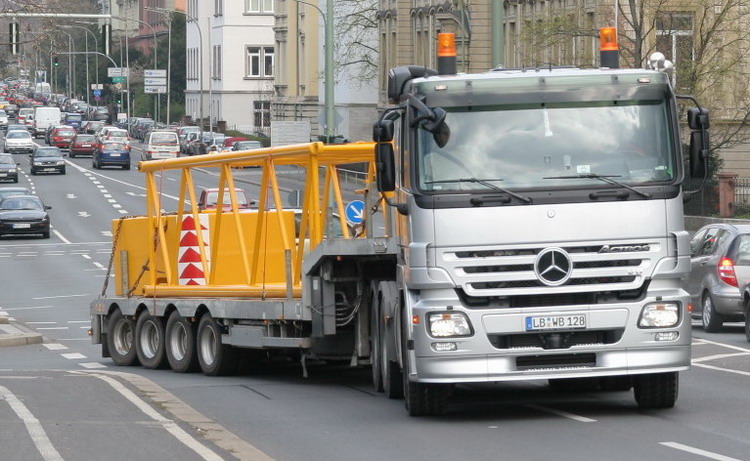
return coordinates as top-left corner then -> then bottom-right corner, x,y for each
0,312 -> 43,347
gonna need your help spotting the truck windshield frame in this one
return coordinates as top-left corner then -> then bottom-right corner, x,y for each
415,99 -> 678,195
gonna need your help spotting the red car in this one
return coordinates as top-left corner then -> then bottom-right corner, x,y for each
50,126 -> 76,149
69,133 -> 98,158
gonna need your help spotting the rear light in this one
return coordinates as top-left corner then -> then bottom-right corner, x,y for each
718,257 -> 738,287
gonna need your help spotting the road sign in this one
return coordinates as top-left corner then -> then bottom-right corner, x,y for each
144,77 -> 167,86
114,83 -> 122,90
93,89 -> 102,97
112,76 -> 126,83
90,83 -> 104,90
107,67 -> 128,78
145,69 -> 166,78
345,200 -> 365,225
145,86 -> 167,94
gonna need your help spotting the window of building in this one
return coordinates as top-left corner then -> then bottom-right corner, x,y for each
246,46 -> 275,77
656,13 -> 694,89
245,0 -> 274,13
213,45 -> 222,80
254,100 -> 271,128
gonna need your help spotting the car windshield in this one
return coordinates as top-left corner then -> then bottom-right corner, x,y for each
0,155 -> 14,165
417,100 -> 676,192
7,131 -> 30,139
205,190 -> 249,207
0,188 -> 30,200
150,133 -> 177,145
75,135 -> 95,142
0,110 -> 6,116
103,143 -> 126,150
234,141 -> 262,150
66,114 -> 82,121
35,149 -> 61,157
56,130 -> 75,136
0,196 -> 42,210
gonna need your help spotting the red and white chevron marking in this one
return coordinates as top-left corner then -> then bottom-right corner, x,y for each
178,215 -> 210,285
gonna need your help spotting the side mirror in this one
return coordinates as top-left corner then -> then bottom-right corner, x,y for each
689,130 -> 708,179
373,119 -> 394,142
44,205 -> 52,210
688,107 -> 710,130
376,142 -> 396,192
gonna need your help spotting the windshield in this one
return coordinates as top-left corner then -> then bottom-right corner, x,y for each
0,196 -> 42,210
35,149 -> 61,157
150,132 -> 178,145
7,131 -> 30,139
417,101 -> 675,192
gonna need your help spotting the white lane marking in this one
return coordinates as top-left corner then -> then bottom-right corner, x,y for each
660,442 -> 742,461
52,229 -> 72,244
107,199 -> 116,203
694,338 -> 750,354
43,343 -> 68,351
692,352 -> 750,363
26,322 -> 57,325
525,404 -> 597,422
2,306 -> 52,311
112,204 -> 122,209
93,262 -> 106,270
118,209 -> 129,214
79,362 -> 106,369
36,327 -> 68,330
0,385 -> 64,461
66,193 -> 76,199
61,353 -> 86,360
81,254 -> 92,260
43,251 -> 65,256
67,320 -> 90,324
77,211 -> 91,218
56,338 -> 90,341
86,373 -> 224,460
103,194 -> 112,198
33,294 -> 90,300
693,362 -> 750,377
100,231 -> 112,237
18,252 -> 38,256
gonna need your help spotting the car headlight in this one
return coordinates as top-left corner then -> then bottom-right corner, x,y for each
638,302 -> 680,328
56,161 -> 64,165
8,168 -> 15,173
428,312 -> 473,337
33,161 -> 43,165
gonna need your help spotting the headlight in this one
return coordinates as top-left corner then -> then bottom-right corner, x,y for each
56,161 -> 64,165
428,312 -> 473,337
33,161 -> 43,165
638,302 -> 680,328
8,168 -> 15,173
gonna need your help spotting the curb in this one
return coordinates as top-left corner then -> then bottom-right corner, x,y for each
0,319 -> 43,347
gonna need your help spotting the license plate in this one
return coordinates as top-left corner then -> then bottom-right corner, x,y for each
13,223 -> 30,229
526,314 -> 587,331
82,144 -> 91,147
109,153 -> 121,157
44,168 -> 57,171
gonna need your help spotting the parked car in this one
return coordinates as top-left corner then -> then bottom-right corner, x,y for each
0,109 -> 8,130
0,194 -> 51,238
197,188 -> 254,211
69,133 -> 98,158
0,153 -> 19,182
30,146 -> 66,175
687,224 -> 750,332
93,141 -> 130,170
50,125 -> 76,149
3,129 -> 34,154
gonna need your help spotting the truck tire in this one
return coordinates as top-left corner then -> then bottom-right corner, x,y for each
165,311 -> 199,373
197,314 -> 237,376
401,314 -> 449,416
106,310 -> 139,366
378,281 -> 402,399
634,372 -> 678,409
135,312 -> 168,369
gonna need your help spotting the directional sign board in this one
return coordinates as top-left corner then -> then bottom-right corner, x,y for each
145,69 -> 166,78
345,200 -> 365,225
145,86 -> 167,94
107,67 -> 129,78
111,76 -> 126,83
144,77 -> 167,86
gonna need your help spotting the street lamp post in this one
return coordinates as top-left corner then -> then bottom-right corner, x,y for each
113,16 -> 158,122
281,0 -> 335,142
72,23 -> 100,104
62,25 -> 94,105
57,29 -> 75,97
147,7 -> 203,129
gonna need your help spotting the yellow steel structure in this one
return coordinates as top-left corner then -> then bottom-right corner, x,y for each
114,142 -> 377,300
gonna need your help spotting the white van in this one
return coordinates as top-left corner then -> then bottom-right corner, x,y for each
143,130 -> 180,160
32,106 -> 61,138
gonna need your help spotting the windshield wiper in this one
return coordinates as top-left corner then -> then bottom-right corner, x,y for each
543,173 -> 652,199
425,178 -> 533,203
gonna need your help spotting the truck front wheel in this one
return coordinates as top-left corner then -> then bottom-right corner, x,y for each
634,372 -> 678,409
135,312 -> 168,369
197,314 -> 237,376
166,311 -> 199,373
107,310 -> 138,366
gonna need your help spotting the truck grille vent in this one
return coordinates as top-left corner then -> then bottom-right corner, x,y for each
516,353 -> 596,370
489,329 -> 624,350
457,281 -> 647,308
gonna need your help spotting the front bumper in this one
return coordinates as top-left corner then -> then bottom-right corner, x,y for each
6,145 -> 34,154
0,221 -> 49,236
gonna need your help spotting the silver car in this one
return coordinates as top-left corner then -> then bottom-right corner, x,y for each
687,224 -> 750,332
3,130 -> 35,154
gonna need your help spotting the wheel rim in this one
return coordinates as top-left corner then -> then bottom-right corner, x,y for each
169,322 -> 188,362
139,319 -> 160,359
113,319 -> 133,356
703,297 -> 713,326
199,324 -> 217,366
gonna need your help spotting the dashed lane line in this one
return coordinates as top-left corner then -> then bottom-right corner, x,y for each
660,442 -> 743,461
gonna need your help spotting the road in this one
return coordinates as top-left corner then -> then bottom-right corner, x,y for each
0,135 -> 749,460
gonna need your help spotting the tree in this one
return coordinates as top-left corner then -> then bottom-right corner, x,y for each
332,0 -> 379,88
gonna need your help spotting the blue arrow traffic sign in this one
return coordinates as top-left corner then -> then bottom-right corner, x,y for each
345,200 -> 365,225
93,89 -> 102,97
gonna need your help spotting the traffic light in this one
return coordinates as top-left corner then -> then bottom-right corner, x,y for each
53,57 -> 59,67
9,21 -> 18,55
102,23 -> 111,55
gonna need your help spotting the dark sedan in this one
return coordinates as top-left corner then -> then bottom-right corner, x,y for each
0,194 -> 51,238
30,146 -> 66,175
93,141 -> 130,170
0,153 -> 19,182
69,134 -> 98,158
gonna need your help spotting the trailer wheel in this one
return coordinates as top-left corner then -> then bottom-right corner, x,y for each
197,314 -> 237,376
135,312 -> 168,369
165,311 -> 199,373
107,310 -> 139,366
634,372 -> 678,409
